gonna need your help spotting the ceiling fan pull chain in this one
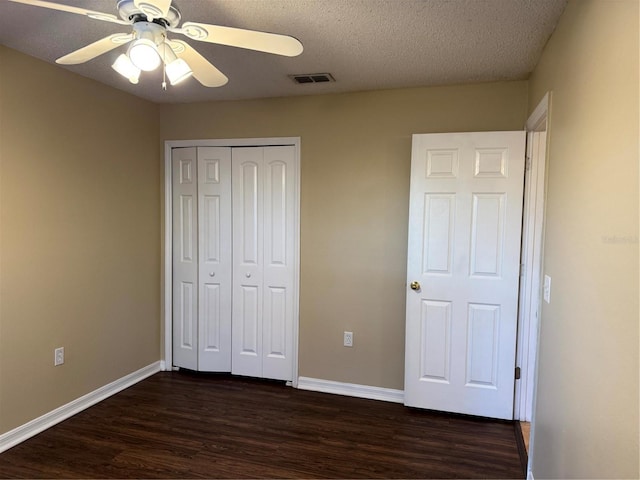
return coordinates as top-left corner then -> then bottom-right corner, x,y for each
161,42 -> 167,91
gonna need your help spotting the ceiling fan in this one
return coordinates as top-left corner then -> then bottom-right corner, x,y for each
7,0 -> 304,88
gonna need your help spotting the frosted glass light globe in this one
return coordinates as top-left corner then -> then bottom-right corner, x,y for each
128,39 -> 161,72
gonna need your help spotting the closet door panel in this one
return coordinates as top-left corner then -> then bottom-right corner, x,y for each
197,147 -> 232,371
232,147 -> 264,378
239,285 -> 260,355
172,147 -> 198,370
264,286 -> 287,358
262,146 -> 295,381
240,162 -> 260,265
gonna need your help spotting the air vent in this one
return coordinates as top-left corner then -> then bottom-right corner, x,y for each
290,73 -> 335,84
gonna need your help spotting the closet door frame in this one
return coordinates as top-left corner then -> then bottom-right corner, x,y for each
162,137 -> 301,387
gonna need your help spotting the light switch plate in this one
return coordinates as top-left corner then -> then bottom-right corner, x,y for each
543,275 -> 551,303
54,347 -> 65,366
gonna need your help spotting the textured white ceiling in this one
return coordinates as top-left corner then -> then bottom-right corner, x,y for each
0,0 -> 567,104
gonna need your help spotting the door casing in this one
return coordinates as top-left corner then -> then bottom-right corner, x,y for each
162,137 -> 301,387
514,93 -> 550,422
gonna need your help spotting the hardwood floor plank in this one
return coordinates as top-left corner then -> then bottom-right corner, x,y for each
0,372 -> 523,478
514,420 -> 529,475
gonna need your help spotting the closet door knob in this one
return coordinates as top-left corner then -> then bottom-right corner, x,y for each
246,272 -> 251,278
209,272 -> 215,277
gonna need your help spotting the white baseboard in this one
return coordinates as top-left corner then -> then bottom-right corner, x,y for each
0,361 -> 161,453
297,376 -> 404,404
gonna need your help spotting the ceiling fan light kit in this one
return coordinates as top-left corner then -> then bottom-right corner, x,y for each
111,21 -> 193,86
127,22 -> 163,71
8,0 -> 304,90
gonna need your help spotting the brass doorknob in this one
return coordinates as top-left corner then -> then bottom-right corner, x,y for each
410,281 -> 421,291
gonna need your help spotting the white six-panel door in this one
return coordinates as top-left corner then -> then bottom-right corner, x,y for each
404,131 -> 525,420
231,146 -> 295,381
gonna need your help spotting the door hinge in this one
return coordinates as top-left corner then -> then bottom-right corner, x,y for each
515,366 -> 521,380
525,156 -> 532,171
519,263 -> 525,276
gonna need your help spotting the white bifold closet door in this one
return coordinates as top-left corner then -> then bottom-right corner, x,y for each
172,145 -> 295,381
172,146 -> 232,372
231,146 -> 296,381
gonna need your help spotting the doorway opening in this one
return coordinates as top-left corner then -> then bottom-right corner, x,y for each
514,92 -> 550,475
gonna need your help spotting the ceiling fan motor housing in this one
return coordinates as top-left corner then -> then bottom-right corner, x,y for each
116,0 -> 181,27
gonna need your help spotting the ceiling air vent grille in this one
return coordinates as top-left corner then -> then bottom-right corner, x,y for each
290,73 -> 335,84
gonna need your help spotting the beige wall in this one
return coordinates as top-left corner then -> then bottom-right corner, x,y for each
0,46 -> 161,433
1,4 -> 636,476
528,1 -> 639,478
160,82 -> 528,389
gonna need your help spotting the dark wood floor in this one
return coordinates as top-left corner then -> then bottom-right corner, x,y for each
0,371 -> 524,479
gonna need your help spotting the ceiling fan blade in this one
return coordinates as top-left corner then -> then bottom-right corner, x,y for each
7,0 -> 128,25
133,0 -> 172,21
168,40 -> 228,87
176,22 -> 303,57
56,33 -> 133,65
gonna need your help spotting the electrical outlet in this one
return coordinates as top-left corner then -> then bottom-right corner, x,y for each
54,347 -> 64,366
343,331 -> 353,347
